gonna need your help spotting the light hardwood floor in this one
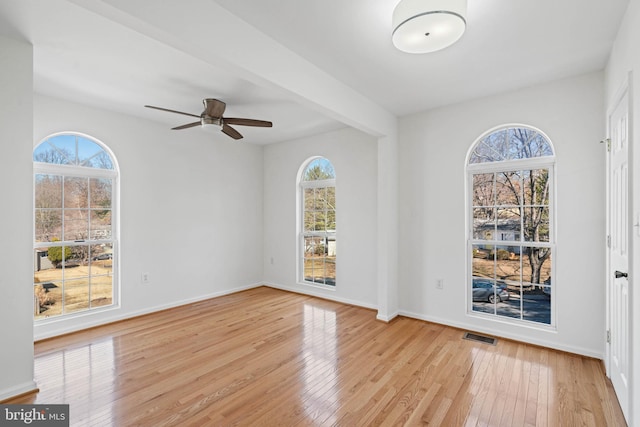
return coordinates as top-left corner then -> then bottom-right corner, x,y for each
7,287 -> 626,426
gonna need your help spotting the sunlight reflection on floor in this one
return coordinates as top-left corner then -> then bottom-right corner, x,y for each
302,303 -> 338,424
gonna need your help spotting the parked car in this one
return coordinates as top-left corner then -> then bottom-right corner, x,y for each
472,279 -> 509,303
92,253 -> 112,261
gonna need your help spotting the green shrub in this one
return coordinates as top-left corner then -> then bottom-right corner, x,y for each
47,238 -> 71,267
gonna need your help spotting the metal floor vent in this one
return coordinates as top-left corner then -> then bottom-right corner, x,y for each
463,332 -> 497,346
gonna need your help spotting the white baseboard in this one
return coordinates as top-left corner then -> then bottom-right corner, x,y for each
376,312 -> 399,322
0,380 -> 38,402
34,282 -> 263,341
263,281 -> 378,311
398,309 -> 604,359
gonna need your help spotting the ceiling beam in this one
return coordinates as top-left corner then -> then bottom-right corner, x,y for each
69,0 -> 397,138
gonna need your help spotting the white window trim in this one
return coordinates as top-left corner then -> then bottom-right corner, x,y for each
297,158 -> 337,288
465,126 -> 557,329
33,132 -> 120,324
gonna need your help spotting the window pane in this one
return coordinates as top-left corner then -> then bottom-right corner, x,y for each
90,243 -> 113,308
91,275 -> 113,308
523,206 -> 550,242
64,177 -> 88,208
303,158 -> 335,180
473,208 -> 495,241
327,187 -> 336,210
314,211 -> 326,231
494,245 -> 520,287
496,171 -> 521,206
523,169 -> 550,206
90,178 -> 112,208
34,282 -> 62,319
522,295 -> 551,324
35,174 -> 63,243
315,187 -> 327,210
64,210 -> 89,241
472,245 -> 493,279
472,173 -> 494,206
472,277 -> 497,315
44,135 -> 76,164
64,245 -> 88,279
64,279 -> 90,314
521,247 -> 552,286
303,258 -> 315,283
470,130 -> 507,163
522,248 -> 552,325
496,208 -> 521,242
91,210 -> 112,240
304,212 -> 314,232
86,151 -> 114,169
327,210 -> 336,231
324,258 -> 336,286
304,188 -> 314,210
35,174 -> 62,208
33,141 -> 71,165
43,245 -> 71,270
90,243 -> 113,267
35,209 -> 62,243
76,137 -> 104,167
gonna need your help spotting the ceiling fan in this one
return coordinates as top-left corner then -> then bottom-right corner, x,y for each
145,98 -> 272,140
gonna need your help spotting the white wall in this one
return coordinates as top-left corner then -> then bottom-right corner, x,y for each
398,72 -> 606,357
605,0 -> 640,423
0,36 -> 37,400
33,95 -> 265,339
263,127 -> 379,308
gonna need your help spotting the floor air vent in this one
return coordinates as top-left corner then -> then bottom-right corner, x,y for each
463,332 -> 497,346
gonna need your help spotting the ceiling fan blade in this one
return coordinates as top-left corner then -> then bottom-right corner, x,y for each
224,118 -> 273,127
145,105 -> 200,118
204,98 -> 226,118
222,123 -> 243,140
172,121 -> 201,130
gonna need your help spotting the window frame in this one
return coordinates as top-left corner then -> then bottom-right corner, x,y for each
297,157 -> 337,288
33,132 -> 119,322
466,125 -> 556,329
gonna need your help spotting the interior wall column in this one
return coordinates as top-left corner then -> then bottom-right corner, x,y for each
376,134 -> 399,321
0,35 -> 37,400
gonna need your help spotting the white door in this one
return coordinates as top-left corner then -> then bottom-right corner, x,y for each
607,89 -> 630,423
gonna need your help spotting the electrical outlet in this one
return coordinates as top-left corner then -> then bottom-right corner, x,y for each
142,272 -> 150,284
270,257 -> 274,265
436,279 -> 443,289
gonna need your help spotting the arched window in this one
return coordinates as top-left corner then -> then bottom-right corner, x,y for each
299,157 -> 336,286
467,125 -> 555,326
33,133 -> 118,320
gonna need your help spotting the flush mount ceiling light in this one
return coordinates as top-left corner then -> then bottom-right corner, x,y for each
392,0 -> 467,54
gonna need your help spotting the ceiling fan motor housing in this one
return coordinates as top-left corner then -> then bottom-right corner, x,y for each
201,116 -> 223,127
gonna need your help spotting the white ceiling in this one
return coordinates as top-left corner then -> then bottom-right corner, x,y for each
0,0 -> 630,144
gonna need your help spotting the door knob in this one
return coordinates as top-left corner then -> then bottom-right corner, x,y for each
615,270 -> 628,279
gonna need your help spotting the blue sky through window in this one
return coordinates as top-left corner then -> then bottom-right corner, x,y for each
34,134 -> 113,169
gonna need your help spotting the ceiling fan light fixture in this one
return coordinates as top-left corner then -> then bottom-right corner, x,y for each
392,0 -> 467,54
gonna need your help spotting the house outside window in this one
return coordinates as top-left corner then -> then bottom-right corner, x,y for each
299,157 -> 336,286
467,125 -> 555,326
33,133 -> 118,320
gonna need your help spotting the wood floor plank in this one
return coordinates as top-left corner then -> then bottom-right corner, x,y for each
5,287 -> 627,426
